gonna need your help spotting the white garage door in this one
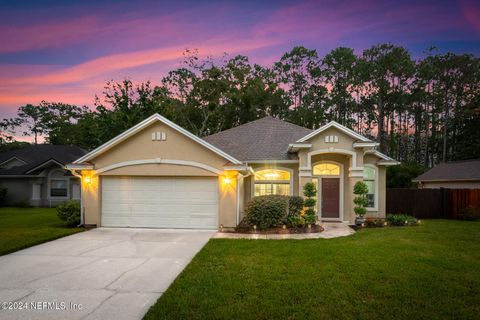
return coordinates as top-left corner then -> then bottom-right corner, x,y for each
101,176 -> 218,229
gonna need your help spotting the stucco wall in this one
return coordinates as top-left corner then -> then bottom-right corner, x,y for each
80,120 -> 237,228
295,126 -> 388,223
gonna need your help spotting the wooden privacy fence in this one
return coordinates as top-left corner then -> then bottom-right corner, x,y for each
386,188 -> 480,219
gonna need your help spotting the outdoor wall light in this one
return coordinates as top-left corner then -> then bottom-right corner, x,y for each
84,176 -> 91,184
223,177 -> 232,185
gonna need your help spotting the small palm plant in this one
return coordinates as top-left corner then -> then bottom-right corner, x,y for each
353,181 -> 369,225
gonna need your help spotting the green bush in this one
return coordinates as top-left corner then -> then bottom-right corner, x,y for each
386,214 -> 418,226
303,182 -> 316,198
245,195 -> 289,229
56,200 -> 81,227
304,198 -> 316,208
304,208 -> 316,225
302,182 -> 317,225
288,196 -> 304,217
14,200 -> 31,208
353,181 -> 368,218
365,218 -> 386,228
287,214 -> 304,228
0,187 -> 7,206
459,206 -> 480,221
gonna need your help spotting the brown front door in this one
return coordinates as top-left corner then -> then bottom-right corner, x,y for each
321,178 -> 340,219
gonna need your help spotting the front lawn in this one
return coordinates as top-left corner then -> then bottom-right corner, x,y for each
145,220 -> 480,320
0,207 -> 84,256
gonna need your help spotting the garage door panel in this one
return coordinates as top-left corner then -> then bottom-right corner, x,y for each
101,176 -> 218,229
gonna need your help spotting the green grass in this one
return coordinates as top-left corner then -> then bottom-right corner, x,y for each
0,207 -> 84,256
145,220 -> 480,320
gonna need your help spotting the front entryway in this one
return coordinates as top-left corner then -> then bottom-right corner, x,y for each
313,161 -> 343,221
321,177 -> 340,219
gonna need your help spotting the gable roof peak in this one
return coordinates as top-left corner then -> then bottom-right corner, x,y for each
72,113 -> 242,165
297,120 -> 371,143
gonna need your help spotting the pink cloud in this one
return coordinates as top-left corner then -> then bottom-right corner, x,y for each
0,16 -> 102,53
461,0 -> 480,33
2,37 -> 279,87
0,36 -> 280,114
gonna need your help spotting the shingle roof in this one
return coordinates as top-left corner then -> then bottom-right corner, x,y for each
203,117 -> 312,161
0,145 -> 87,175
413,159 -> 480,182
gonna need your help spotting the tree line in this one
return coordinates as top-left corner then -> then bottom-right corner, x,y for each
1,44 -> 479,167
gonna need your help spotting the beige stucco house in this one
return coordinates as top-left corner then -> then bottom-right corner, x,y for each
66,114 -> 398,229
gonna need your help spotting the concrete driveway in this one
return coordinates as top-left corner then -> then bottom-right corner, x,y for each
0,228 -> 215,320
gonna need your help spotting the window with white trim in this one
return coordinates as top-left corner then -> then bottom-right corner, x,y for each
254,169 -> 291,196
363,166 -> 376,208
49,170 -> 68,198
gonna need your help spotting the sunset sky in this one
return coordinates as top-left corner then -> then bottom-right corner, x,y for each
1,0 -> 479,120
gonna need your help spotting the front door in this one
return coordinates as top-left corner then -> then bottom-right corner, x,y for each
321,178 -> 340,219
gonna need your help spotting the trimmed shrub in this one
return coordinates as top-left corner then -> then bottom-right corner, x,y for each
56,200 -> 81,227
353,181 -> 368,218
386,214 -> 418,226
303,182 -> 317,225
288,196 -> 304,218
0,187 -> 7,206
245,195 -> 289,229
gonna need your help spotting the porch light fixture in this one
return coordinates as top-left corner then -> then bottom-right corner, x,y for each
84,176 -> 91,184
223,177 -> 232,185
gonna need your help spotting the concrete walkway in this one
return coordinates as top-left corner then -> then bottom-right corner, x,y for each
213,222 -> 355,240
0,228 -> 215,320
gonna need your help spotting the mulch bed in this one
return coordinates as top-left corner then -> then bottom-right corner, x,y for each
225,224 -> 324,234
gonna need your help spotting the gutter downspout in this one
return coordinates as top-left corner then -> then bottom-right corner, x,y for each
70,170 -> 84,227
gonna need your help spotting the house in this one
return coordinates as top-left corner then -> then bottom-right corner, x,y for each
0,145 -> 87,206
413,159 -> 480,189
66,114 -> 399,229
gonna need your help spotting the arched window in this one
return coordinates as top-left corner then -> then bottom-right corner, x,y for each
363,166 -> 377,208
313,163 -> 340,176
254,169 -> 291,196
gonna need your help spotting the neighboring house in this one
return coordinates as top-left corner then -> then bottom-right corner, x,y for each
0,145 -> 87,206
413,159 -> 480,189
67,114 -> 398,229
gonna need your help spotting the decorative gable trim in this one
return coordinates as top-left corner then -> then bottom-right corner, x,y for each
365,150 -> 400,165
0,156 -> 27,167
72,113 -> 242,165
297,121 -> 371,143
25,159 -> 65,174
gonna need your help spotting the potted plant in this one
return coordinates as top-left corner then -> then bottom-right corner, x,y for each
353,181 -> 368,225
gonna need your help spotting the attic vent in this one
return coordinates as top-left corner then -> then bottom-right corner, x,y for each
324,135 -> 338,143
151,131 -> 167,141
